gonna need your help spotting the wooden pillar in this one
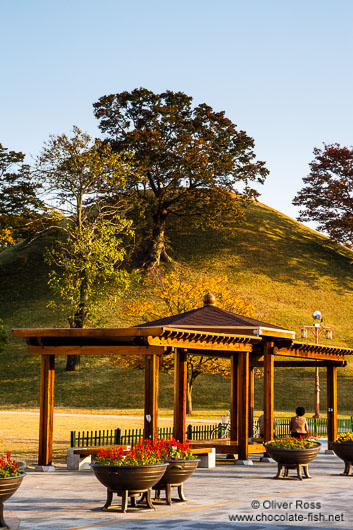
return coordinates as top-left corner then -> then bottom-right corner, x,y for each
144,354 -> 159,440
238,351 -> 249,460
248,366 -> 255,437
38,355 -> 55,466
327,365 -> 337,449
173,348 -> 187,443
264,341 -> 274,441
230,354 -> 239,442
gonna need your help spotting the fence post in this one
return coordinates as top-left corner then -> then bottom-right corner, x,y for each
70,431 -> 76,447
187,424 -> 193,440
115,428 -> 121,445
314,417 -> 318,436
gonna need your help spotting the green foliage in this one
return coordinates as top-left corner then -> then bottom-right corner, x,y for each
35,126 -> 137,328
0,319 -> 8,354
46,217 -> 133,326
94,88 -> 269,268
0,142 -> 43,249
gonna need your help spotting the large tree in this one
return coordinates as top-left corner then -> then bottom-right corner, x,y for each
0,143 -> 43,249
293,144 -> 353,246
113,263 -> 255,413
36,126 -> 136,370
93,88 -> 269,269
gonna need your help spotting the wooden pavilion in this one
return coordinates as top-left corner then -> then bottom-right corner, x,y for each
13,293 -> 353,466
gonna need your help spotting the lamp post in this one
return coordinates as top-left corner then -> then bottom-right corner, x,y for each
301,311 -> 332,418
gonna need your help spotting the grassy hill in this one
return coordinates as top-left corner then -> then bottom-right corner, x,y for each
1,200 -> 353,415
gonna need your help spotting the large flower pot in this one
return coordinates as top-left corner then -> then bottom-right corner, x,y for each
264,443 -> 321,480
153,459 -> 200,505
0,474 -> 25,529
91,463 -> 168,513
331,442 -> 353,475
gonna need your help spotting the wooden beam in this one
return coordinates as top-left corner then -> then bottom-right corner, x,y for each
327,365 -> 337,449
144,354 -> 159,441
173,348 -> 187,443
27,345 -> 165,356
248,366 -> 255,437
275,346 -> 345,362
12,327 -> 167,338
264,342 -> 274,442
238,351 -> 249,460
251,360 -> 347,368
38,355 -> 55,466
230,354 -> 238,442
148,335 -> 253,352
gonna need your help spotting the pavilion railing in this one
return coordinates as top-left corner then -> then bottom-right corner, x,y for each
70,416 -> 353,448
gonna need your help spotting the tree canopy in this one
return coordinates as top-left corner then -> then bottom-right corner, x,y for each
293,143 -> 353,247
0,143 -> 43,249
93,88 -> 269,269
36,127 -> 136,370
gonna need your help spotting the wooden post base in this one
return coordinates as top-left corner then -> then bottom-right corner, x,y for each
0,501 -> 7,529
341,461 -> 353,476
275,463 -> 311,481
154,483 -> 186,505
102,487 -> 154,513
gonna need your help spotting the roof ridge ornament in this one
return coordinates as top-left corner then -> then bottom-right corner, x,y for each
203,292 -> 216,306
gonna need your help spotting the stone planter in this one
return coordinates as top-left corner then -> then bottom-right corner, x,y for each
91,463 -> 168,512
153,459 -> 200,505
0,474 -> 25,528
331,442 -> 353,475
264,443 -> 321,480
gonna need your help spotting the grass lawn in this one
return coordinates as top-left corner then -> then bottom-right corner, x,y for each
1,407 -> 351,464
1,200 -> 353,418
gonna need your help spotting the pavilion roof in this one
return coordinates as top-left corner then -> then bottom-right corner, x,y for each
136,303 -> 296,339
137,304 -> 285,329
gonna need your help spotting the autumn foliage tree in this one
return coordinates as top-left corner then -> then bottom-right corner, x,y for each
113,264 -> 255,413
293,144 -> 353,246
93,88 -> 268,269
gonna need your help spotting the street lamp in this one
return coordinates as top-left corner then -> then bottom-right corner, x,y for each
301,311 -> 332,418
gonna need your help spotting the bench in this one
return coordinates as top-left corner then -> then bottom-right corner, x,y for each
67,445 -> 215,470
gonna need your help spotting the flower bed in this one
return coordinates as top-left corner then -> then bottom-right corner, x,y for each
264,436 -> 321,480
331,433 -> 353,476
0,453 -> 24,528
266,435 -> 318,449
0,452 -> 22,478
336,432 -> 353,444
92,437 -> 197,511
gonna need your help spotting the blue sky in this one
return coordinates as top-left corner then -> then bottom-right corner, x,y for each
1,0 -> 353,223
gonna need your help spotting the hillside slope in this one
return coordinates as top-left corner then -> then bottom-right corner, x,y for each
1,200 -> 353,414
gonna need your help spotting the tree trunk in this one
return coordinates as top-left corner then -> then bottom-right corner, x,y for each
64,277 -> 87,373
186,381 -> 193,415
142,211 -> 172,270
65,352 -> 80,371
65,319 -> 81,371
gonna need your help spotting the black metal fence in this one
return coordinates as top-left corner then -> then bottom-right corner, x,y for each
70,416 -> 353,448
71,423 -> 218,448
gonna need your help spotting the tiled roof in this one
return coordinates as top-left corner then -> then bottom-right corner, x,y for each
137,304 -> 286,330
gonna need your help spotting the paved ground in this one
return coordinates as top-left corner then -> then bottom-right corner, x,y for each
4,440 -> 353,530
